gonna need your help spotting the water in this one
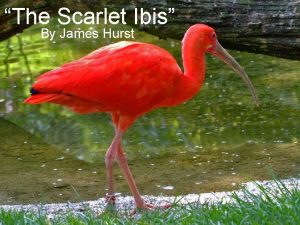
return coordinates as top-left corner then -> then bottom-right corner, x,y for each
0,20 -> 299,204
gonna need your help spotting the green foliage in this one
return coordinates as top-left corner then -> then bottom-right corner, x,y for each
0,209 -> 47,225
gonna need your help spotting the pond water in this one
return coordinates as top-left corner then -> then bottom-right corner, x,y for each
0,20 -> 299,204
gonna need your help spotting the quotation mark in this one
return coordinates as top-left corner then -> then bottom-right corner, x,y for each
168,8 -> 175,14
4,8 -> 12,14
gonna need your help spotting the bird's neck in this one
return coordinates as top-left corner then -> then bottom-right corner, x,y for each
158,37 -> 207,107
175,37 -> 207,103
183,37 -> 206,84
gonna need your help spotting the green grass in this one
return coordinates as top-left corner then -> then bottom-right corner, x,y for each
1,181 -> 300,225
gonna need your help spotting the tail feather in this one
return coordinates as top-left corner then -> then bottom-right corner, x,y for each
24,93 -> 105,114
24,94 -> 63,104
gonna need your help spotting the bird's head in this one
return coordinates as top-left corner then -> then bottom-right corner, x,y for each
185,24 -> 260,106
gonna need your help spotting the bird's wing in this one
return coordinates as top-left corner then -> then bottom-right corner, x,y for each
26,41 -> 182,115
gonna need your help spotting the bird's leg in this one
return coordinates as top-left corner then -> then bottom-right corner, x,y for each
116,144 -> 146,209
113,116 -> 171,212
116,143 -> 172,214
104,130 -> 122,205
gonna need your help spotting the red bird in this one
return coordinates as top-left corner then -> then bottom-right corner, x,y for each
25,24 -> 259,211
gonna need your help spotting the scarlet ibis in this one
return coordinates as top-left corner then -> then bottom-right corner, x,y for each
25,24 -> 259,211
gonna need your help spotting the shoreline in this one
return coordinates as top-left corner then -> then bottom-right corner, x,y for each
1,178 -> 299,218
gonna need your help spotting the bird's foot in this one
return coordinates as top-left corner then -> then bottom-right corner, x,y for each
104,193 -> 117,212
105,193 -> 117,208
105,193 -> 117,205
130,202 -> 171,215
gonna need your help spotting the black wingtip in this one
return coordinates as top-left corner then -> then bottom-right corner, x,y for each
30,87 -> 40,95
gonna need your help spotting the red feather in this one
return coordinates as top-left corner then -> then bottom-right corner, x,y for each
25,41 -> 182,115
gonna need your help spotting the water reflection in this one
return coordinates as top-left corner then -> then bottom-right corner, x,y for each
0,19 -> 299,204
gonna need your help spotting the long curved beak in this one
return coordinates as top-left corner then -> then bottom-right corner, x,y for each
209,40 -> 260,106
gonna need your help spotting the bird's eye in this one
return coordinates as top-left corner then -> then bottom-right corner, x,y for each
212,33 -> 216,39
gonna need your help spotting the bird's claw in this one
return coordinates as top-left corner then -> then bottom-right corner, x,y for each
105,193 -> 116,205
130,202 -> 171,216
104,193 -> 117,213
